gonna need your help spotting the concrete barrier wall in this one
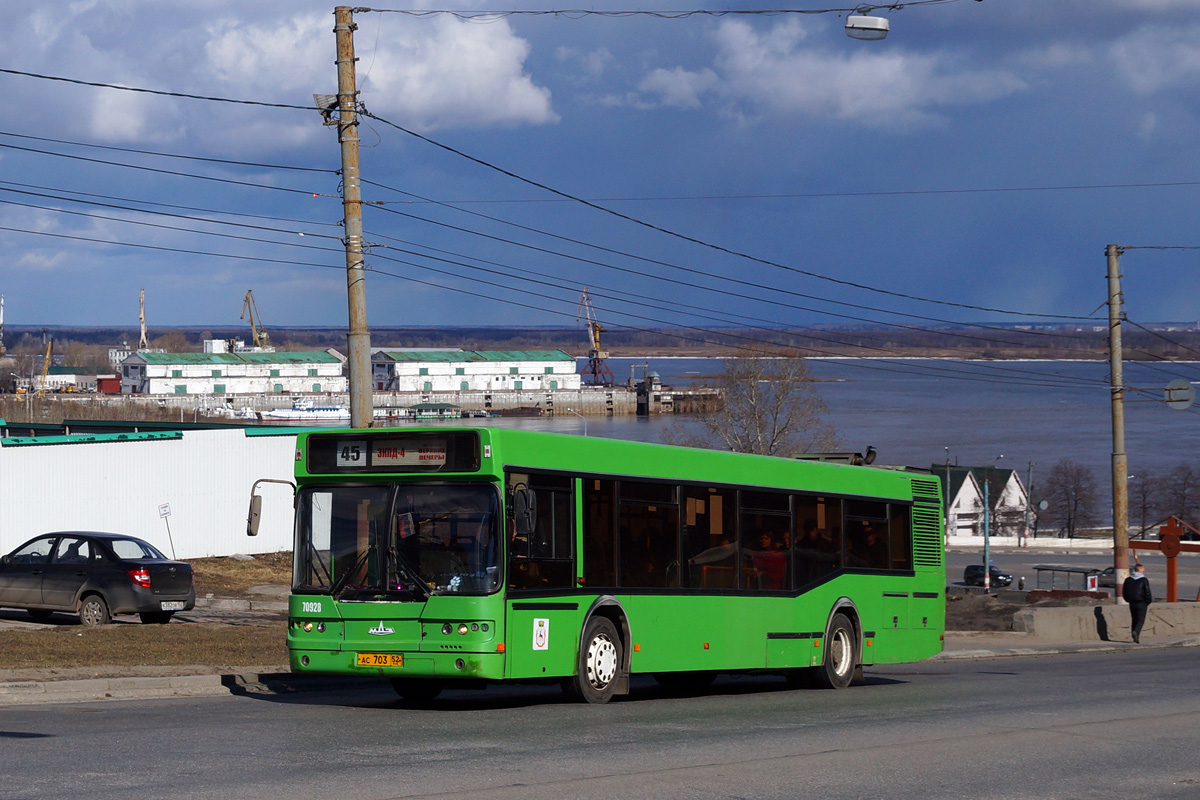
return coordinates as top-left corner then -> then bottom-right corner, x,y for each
1013,602 -> 1200,641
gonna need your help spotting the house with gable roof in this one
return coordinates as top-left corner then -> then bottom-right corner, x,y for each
933,464 -> 1029,538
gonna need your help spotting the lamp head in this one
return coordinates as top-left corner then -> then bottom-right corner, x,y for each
845,14 -> 889,41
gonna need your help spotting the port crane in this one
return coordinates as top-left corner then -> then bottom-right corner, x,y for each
577,288 -> 613,386
241,290 -> 271,350
34,339 -> 51,398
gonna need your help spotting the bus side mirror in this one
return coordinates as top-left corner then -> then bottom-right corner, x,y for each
513,486 -> 537,539
247,494 -> 263,537
246,477 -> 297,538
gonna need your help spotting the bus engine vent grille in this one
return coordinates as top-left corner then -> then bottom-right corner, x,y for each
911,504 -> 943,568
910,478 -> 941,501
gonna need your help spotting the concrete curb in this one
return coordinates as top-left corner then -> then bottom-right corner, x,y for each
194,597 -> 287,613
0,671 -> 386,707
935,636 -> 1200,661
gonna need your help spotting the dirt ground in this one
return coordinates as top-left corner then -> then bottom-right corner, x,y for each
945,591 -> 1104,631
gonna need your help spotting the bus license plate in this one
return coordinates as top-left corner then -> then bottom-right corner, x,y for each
357,653 -> 403,668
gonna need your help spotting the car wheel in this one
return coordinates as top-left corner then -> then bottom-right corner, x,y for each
567,616 -> 623,704
139,612 -> 174,624
813,612 -> 857,690
79,595 -> 110,627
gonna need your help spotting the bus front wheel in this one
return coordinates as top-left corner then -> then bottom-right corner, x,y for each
569,616 -> 622,704
814,612 -> 857,690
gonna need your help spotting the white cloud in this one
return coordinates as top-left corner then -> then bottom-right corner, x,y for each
557,46 -> 616,78
1109,24 -> 1200,94
638,67 -> 718,110
707,19 -> 1026,128
355,16 -> 557,130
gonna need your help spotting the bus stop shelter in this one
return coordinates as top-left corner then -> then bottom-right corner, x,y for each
1034,564 -> 1101,592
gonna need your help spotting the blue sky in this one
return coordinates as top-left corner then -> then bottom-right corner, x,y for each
1,0 -> 1199,342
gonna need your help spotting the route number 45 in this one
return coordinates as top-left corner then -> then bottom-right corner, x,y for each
336,440 -> 367,467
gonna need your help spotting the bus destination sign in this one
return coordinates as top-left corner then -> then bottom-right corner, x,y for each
372,439 -> 447,468
332,438 -> 447,468
310,430 -> 479,473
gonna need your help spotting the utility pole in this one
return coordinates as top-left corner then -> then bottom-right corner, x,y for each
1022,461 -> 1035,547
334,6 -> 372,428
1107,244 -> 1130,601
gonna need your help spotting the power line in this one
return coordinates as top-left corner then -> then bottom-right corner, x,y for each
355,3 -> 962,20
0,130 -> 335,174
378,179 -> 1200,205
0,68 -> 313,110
360,109 -> 1089,321
0,140 -> 335,197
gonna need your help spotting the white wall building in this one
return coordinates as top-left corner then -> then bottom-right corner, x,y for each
372,349 -> 582,392
120,351 -> 347,396
0,428 -> 296,558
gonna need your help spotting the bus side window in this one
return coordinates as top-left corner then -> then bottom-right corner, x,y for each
889,504 -> 912,570
680,486 -> 736,589
617,480 -> 679,589
507,472 -> 575,590
794,495 -> 840,587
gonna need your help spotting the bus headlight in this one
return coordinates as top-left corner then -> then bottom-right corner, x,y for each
458,623 -> 470,635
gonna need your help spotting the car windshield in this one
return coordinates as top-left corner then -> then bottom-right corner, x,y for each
110,538 -> 167,560
294,483 -> 501,598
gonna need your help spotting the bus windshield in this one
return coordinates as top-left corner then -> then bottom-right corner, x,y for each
294,483 -> 501,598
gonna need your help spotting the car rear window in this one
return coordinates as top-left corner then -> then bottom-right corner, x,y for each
110,538 -> 166,560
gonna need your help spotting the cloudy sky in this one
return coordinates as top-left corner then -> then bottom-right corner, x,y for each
2,0 -> 1199,348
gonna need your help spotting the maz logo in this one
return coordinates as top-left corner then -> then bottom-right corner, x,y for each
368,622 -> 395,636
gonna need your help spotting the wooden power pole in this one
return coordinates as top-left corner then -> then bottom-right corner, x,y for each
1106,244 -> 1130,600
334,6 -> 372,428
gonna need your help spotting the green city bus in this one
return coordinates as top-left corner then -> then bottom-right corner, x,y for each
252,427 -> 945,703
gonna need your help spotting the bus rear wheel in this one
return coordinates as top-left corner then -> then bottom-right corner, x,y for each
813,612 -> 857,690
569,616 -> 622,704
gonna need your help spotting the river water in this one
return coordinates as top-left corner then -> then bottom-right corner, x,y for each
404,357 -> 1200,508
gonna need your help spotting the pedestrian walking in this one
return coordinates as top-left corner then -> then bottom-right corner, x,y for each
1122,563 -> 1153,643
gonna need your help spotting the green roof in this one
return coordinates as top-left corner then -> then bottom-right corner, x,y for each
376,349 -> 573,363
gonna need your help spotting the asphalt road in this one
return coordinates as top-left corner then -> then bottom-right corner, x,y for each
2,647 -> 1198,800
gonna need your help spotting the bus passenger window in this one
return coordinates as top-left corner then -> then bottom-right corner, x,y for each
507,472 -> 575,590
794,496 -> 840,587
617,483 -> 679,589
680,487 -> 736,589
889,505 -> 913,570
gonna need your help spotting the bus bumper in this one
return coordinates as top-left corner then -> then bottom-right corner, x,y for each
289,649 -> 507,681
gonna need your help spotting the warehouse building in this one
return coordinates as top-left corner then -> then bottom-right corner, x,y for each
120,350 -> 347,395
372,349 -> 581,392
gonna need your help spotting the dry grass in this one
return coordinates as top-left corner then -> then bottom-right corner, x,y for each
190,551 -> 292,599
0,622 -> 289,671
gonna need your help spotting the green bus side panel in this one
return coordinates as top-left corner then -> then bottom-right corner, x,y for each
504,602 -> 583,680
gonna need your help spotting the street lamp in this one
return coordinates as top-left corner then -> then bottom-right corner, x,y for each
845,13 -> 889,40
566,407 -> 587,437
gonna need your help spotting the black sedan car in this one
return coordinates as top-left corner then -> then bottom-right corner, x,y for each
963,563 -> 1013,588
0,532 -> 195,626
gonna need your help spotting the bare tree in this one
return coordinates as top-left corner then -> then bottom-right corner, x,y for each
1042,458 -> 1099,538
662,355 -> 838,456
1128,471 -> 1163,535
1162,463 -> 1200,527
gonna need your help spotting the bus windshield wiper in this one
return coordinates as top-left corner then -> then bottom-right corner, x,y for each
331,545 -> 375,599
389,542 -> 435,598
